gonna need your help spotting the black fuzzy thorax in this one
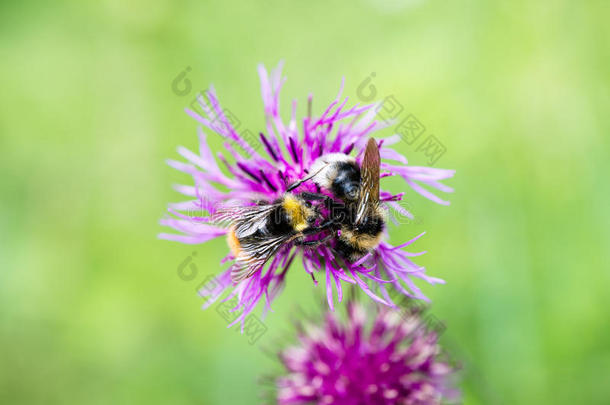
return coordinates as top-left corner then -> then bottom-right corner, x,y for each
264,203 -> 295,236
240,202 -> 294,242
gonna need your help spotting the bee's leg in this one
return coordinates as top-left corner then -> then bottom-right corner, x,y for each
295,234 -> 334,247
299,192 -> 330,202
302,218 -> 339,235
299,192 -> 339,219
300,192 -> 342,215
293,220 -> 338,248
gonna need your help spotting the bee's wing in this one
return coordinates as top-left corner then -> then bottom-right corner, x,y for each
231,233 -> 298,283
216,202 -> 299,283
214,203 -> 276,238
355,138 -> 380,225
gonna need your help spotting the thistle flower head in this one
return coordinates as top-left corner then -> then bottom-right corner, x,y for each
159,62 -> 455,327
276,301 -> 458,405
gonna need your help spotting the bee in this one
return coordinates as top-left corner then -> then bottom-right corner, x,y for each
288,139 -> 385,262
215,193 -> 324,283
333,138 -> 385,261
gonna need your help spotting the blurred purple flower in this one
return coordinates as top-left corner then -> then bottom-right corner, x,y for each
276,301 -> 458,404
159,62 -> 454,327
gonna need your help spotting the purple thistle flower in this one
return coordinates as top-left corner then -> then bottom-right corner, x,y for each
159,62 -> 454,327
276,301 -> 458,405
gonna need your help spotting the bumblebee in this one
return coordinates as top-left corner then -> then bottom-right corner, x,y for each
289,139 -> 385,262
215,193 -> 325,283
333,139 -> 385,261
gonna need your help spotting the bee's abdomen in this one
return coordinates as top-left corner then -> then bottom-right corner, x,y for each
227,226 -> 241,257
337,226 -> 383,262
356,214 -> 385,237
330,162 -> 360,200
335,236 -> 367,262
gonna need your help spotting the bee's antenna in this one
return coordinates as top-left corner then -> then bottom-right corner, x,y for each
286,164 -> 328,192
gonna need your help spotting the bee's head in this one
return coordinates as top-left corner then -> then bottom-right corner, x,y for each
332,162 -> 361,201
344,182 -> 360,200
334,180 -> 360,202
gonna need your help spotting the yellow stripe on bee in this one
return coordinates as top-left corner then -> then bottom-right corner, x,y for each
341,230 -> 382,251
355,234 -> 382,250
282,194 -> 308,231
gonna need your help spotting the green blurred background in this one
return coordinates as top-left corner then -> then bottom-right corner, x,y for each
1,0 -> 609,403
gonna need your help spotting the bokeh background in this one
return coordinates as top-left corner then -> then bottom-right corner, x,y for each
2,0 -> 609,403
